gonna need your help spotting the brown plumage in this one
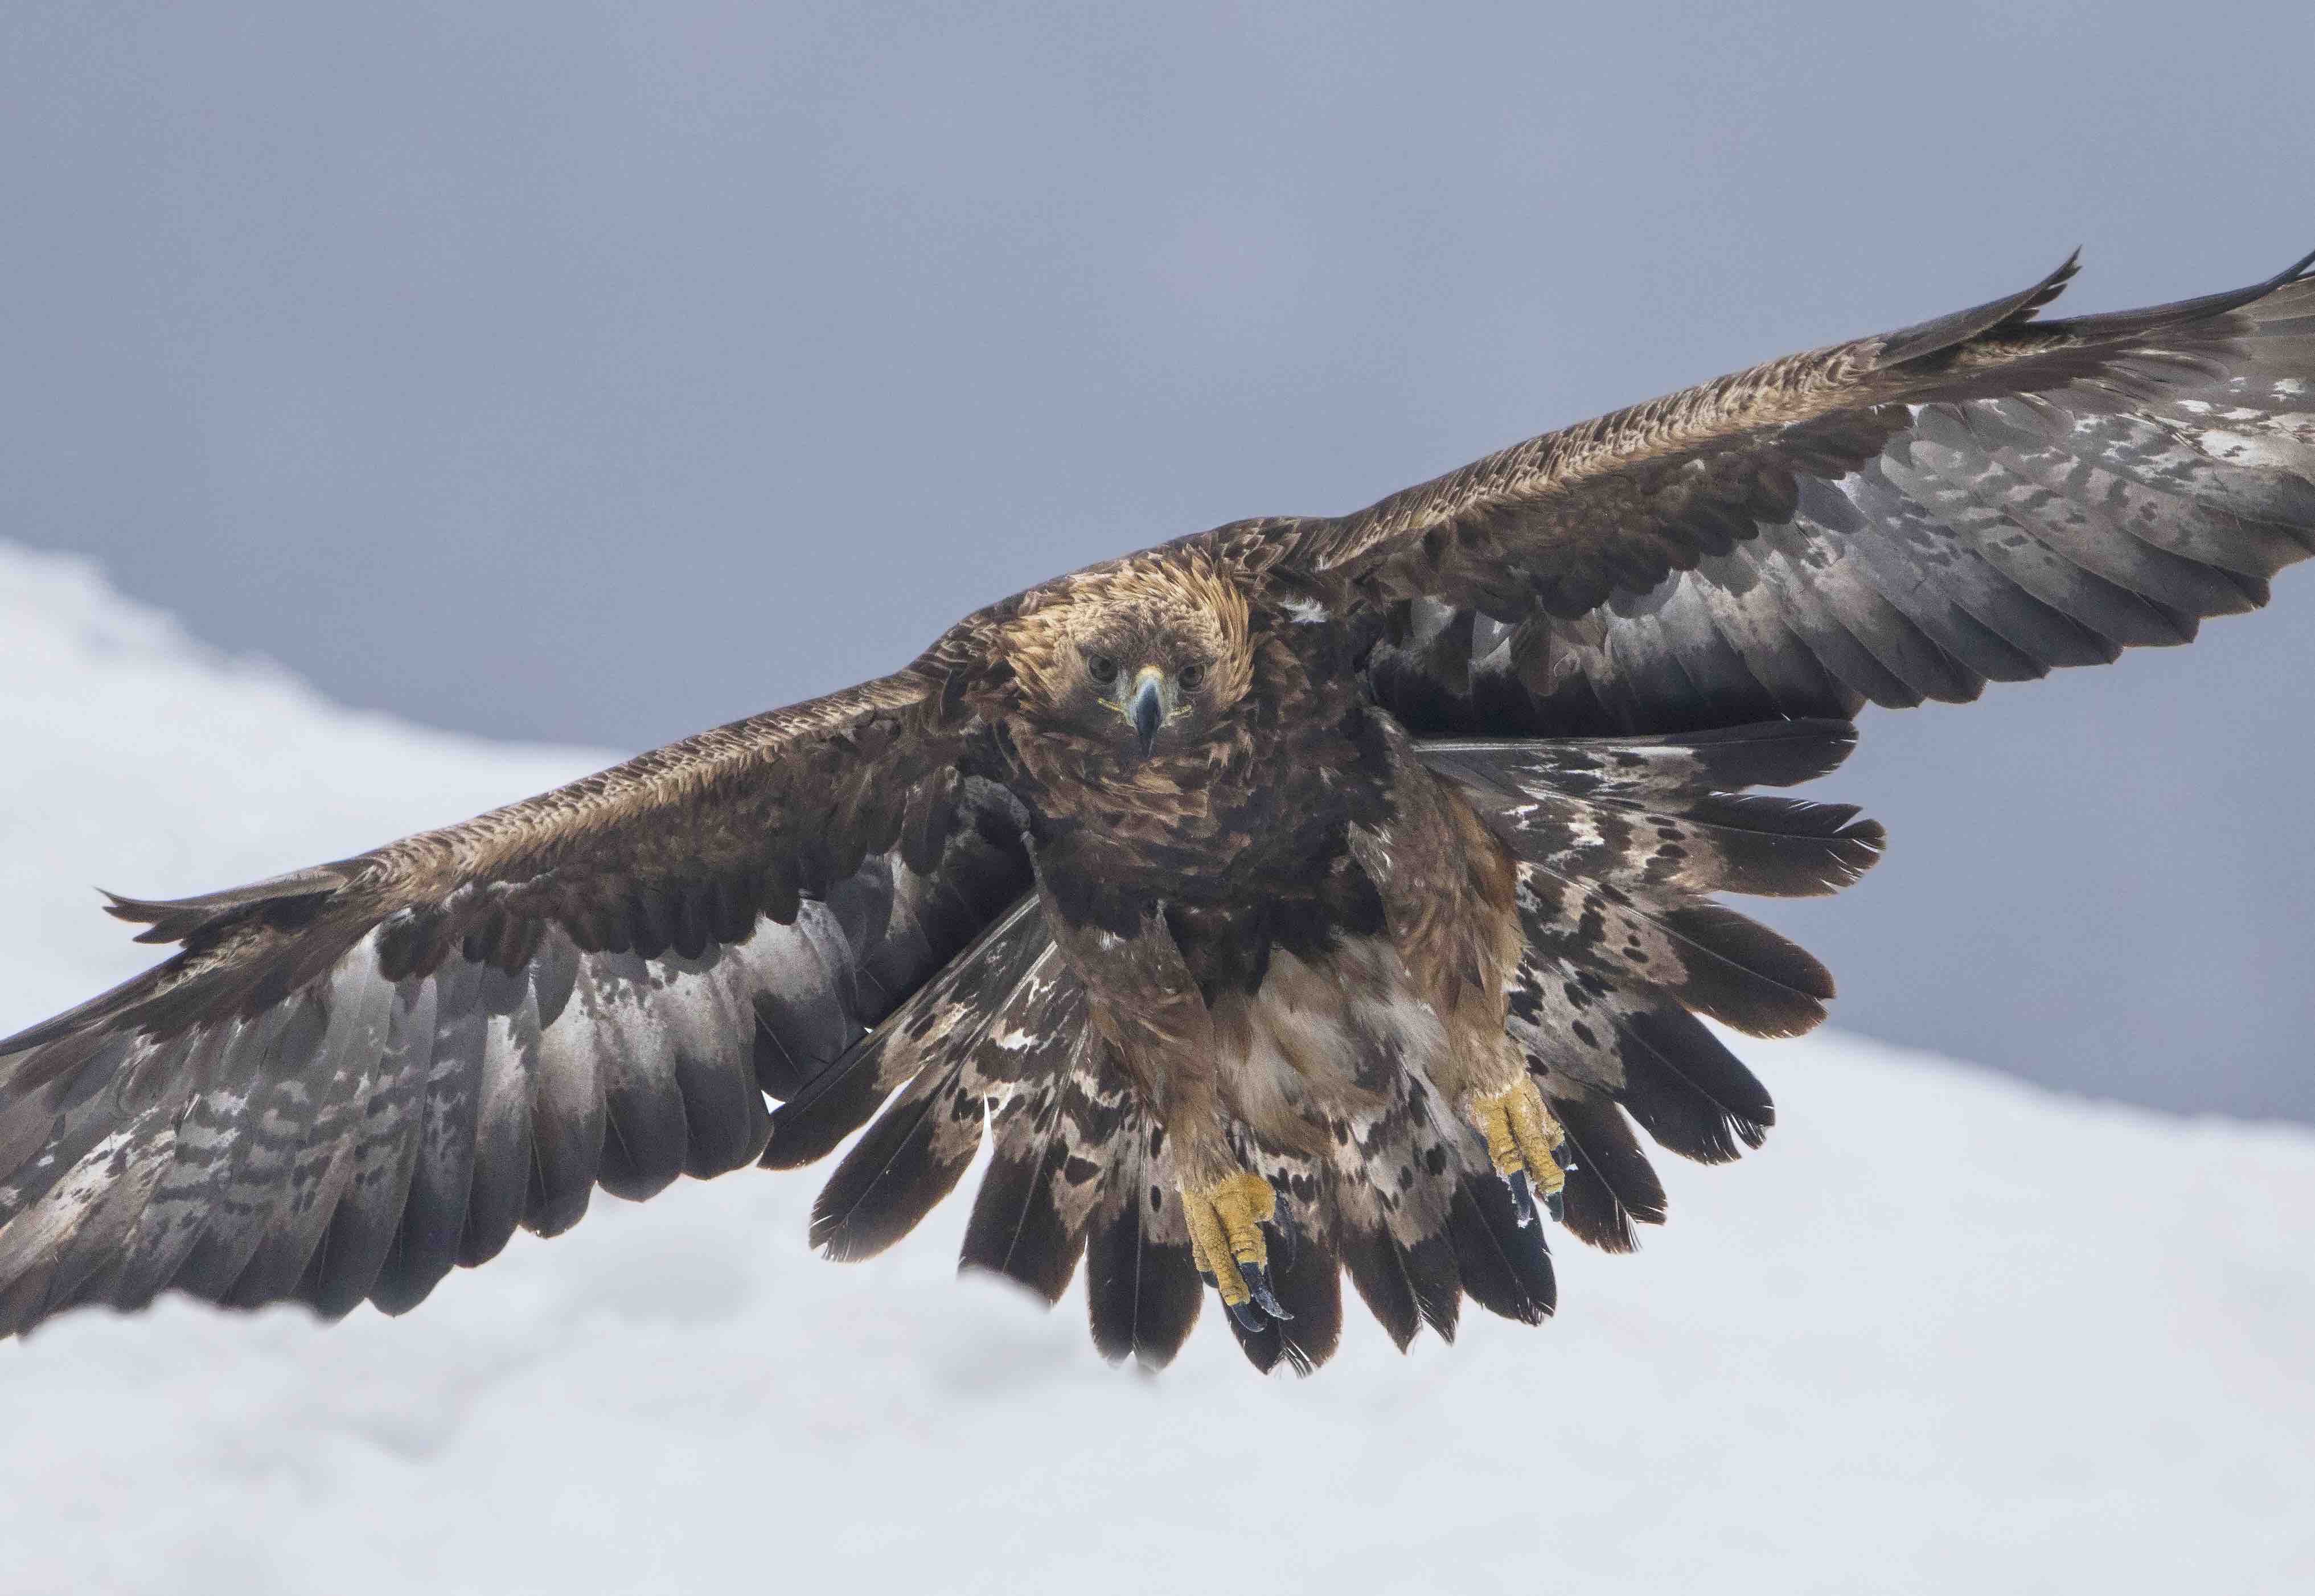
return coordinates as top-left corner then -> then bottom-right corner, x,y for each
5,247 -> 2313,1370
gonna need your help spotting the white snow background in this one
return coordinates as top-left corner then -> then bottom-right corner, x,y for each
2,542 -> 2310,1595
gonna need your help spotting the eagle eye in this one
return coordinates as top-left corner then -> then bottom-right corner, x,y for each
1086,653 -> 1120,686
1177,661 -> 1206,691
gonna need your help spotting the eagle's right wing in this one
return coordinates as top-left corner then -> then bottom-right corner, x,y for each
0,666 -> 1032,1336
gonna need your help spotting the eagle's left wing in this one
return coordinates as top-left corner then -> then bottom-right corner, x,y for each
1222,248 -> 2315,737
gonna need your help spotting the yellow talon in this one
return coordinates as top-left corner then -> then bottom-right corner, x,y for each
1470,1076 -> 1567,1216
1181,1168 -> 1287,1326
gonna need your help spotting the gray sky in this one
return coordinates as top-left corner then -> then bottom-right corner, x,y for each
6,0 -> 2313,1118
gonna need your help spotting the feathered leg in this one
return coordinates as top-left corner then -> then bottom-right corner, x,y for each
1032,873 -> 1288,1330
1355,716 -> 1568,1225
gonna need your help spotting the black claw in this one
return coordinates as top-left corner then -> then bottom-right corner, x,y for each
1507,1168 -> 1538,1229
1198,1269 -> 1219,1291
1228,1295 -> 1270,1332
1240,1262 -> 1292,1321
1545,1186 -> 1565,1224
1553,1141 -> 1575,1173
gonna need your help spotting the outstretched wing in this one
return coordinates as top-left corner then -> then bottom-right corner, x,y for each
0,665 -> 1032,1337
1224,249 -> 2315,736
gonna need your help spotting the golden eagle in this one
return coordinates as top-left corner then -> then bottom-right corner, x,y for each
5,249 -> 2311,1372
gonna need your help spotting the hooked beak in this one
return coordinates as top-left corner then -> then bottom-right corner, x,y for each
1127,666 -> 1168,755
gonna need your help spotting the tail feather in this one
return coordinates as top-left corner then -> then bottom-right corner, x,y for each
1221,1221 -> 1343,1376
953,974 -> 1118,1303
1445,1171 -> 1556,1326
1336,1220 -> 1423,1352
1222,1137 -> 1344,1375
958,1087 -> 1088,1303
1546,1085 -> 1667,1253
1611,1004 -> 1774,1164
1083,1111 -> 1202,1369
1326,1056 -> 1468,1349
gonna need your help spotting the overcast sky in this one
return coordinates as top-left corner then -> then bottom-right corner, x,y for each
6,0 -> 2313,1118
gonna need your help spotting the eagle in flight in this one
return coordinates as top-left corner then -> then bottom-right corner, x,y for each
4,250 -> 2312,1373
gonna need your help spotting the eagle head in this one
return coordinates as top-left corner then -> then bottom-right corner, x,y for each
1000,545 -> 1253,758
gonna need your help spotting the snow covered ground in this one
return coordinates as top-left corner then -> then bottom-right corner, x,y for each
3,541 -> 2311,1595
